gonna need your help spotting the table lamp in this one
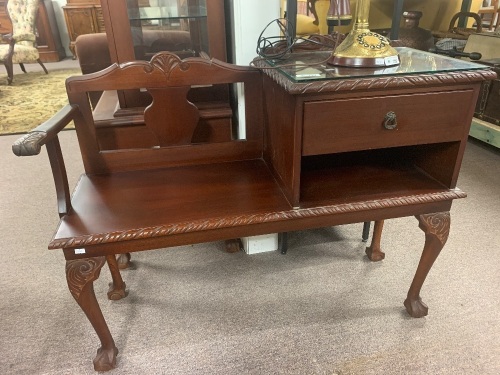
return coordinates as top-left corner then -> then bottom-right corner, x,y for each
327,0 -> 400,67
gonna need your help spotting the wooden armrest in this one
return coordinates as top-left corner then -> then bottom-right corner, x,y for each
12,104 -> 79,157
12,104 -> 79,217
11,32 -> 36,42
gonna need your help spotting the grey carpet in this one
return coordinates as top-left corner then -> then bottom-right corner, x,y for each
1,130 -> 499,375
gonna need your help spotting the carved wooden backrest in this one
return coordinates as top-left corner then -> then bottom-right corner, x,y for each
65,52 -> 264,174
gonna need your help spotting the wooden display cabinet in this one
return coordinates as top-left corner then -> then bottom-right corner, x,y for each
0,0 -> 65,62
96,0 -> 231,144
101,0 -> 226,64
63,0 -> 104,58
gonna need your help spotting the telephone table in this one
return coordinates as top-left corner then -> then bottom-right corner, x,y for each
12,48 -> 495,372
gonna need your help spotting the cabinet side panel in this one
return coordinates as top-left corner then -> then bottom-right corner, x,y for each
263,75 -> 301,206
414,84 -> 483,188
206,0 -> 226,61
36,0 -> 65,62
100,0 -> 134,63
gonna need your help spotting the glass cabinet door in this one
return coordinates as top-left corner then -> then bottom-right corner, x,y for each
101,0 -> 227,109
127,0 -> 210,60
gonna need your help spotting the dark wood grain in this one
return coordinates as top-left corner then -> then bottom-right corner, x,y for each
302,90 -> 474,155
12,50 -> 495,371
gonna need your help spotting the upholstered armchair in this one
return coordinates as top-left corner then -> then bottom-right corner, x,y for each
0,0 -> 48,85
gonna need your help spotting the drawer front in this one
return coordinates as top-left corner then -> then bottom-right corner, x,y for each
302,90 -> 475,155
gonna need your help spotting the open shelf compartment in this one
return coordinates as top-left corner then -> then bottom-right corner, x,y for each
299,143 -> 461,208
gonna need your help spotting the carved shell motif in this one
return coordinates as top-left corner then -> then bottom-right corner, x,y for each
417,212 -> 451,246
66,257 -> 106,301
143,52 -> 191,77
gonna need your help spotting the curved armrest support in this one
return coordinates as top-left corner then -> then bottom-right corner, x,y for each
12,32 -> 36,42
12,104 -> 80,217
1,33 -> 12,43
12,104 -> 79,156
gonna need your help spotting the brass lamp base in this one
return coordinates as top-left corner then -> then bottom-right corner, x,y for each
328,29 -> 400,67
327,0 -> 399,68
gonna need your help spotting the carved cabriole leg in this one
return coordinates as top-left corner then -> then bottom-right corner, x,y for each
106,255 -> 127,300
404,212 -> 450,318
5,58 -> 14,85
117,253 -> 132,269
365,220 -> 385,261
66,257 -> 118,371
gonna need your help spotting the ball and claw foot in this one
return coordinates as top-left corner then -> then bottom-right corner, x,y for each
365,246 -> 385,262
404,297 -> 429,318
107,282 -> 127,300
93,346 -> 118,372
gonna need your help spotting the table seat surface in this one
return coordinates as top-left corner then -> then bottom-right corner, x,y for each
53,159 -> 292,245
51,156 -> 464,250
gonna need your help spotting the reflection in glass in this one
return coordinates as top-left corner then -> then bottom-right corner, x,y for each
126,0 -> 209,61
267,48 -> 487,83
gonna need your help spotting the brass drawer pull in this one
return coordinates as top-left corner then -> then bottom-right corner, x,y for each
384,111 -> 397,130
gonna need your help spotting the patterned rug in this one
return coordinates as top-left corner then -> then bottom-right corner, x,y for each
0,69 -> 81,135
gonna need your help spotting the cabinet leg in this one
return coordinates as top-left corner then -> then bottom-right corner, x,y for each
69,43 -> 76,60
279,232 -> 288,254
117,253 -> 132,269
66,257 -> 118,372
106,255 -> 127,300
362,221 -> 371,242
404,212 -> 450,318
365,220 -> 385,261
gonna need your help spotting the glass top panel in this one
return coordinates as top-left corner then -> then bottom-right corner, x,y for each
126,0 -> 209,61
266,47 -> 487,83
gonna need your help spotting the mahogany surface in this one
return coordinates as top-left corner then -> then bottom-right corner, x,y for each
11,50 -> 495,371
52,159 -> 292,245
